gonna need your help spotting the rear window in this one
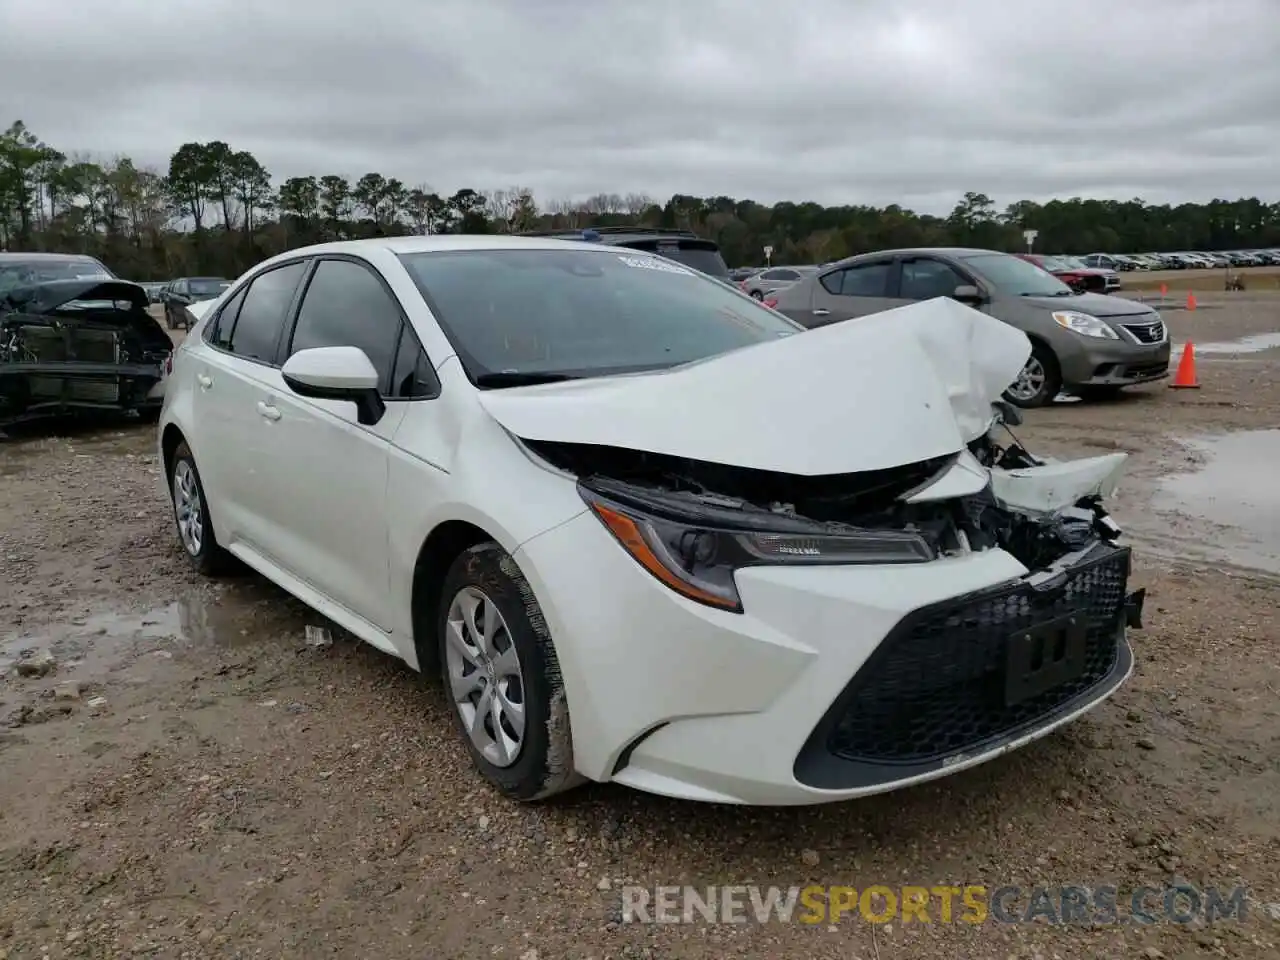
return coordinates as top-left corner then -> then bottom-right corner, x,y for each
624,240 -> 729,280
189,278 -> 230,297
398,248 -> 798,381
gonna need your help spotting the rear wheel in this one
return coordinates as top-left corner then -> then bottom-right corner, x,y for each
169,442 -> 233,575
437,542 -> 583,802
1004,341 -> 1062,408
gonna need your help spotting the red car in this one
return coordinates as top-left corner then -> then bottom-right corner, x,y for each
1016,254 -> 1120,294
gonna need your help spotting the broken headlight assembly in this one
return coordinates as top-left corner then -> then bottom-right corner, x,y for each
578,478 -> 934,612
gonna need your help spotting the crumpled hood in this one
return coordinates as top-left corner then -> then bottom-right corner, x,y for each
1,278 -> 149,313
476,297 -> 1031,476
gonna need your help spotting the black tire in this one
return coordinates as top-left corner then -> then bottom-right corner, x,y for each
750,290 -> 764,300
1003,341 -> 1063,409
436,541 -> 583,802
135,405 -> 162,424
164,306 -> 176,330
168,441 -> 233,575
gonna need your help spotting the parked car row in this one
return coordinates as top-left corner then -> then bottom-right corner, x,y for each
1082,249 -> 1280,271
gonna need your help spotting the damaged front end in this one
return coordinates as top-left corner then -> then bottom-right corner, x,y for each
0,279 -> 172,427
524,405 -> 1147,784
525,409 -> 1144,617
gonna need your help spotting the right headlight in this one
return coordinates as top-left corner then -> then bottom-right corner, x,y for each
579,479 -> 934,613
1052,311 -> 1119,339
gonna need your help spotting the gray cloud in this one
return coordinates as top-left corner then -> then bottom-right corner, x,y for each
3,0 -> 1278,213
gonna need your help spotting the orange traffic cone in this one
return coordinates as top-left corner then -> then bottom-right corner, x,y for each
1186,291 -> 1197,311
1170,342 -> 1200,389
1160,282 -> 1168,297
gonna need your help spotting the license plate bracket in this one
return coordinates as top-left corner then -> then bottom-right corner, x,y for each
1004,612 -> 1088,706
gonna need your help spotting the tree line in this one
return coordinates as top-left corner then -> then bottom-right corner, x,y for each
3,118 -> 1279,281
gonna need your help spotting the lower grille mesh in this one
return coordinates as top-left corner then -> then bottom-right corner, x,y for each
827,547 -> 1130,764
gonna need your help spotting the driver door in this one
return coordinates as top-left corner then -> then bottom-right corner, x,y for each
253,256 -> 418,631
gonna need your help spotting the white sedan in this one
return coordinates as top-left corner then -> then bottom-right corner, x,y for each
158,235 -> 1145,806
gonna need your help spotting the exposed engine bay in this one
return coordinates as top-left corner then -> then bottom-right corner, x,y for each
1,279 -> 171,426
525,402 -> 1128,576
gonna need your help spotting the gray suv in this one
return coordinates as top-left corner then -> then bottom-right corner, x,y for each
767,247 -> 1172,407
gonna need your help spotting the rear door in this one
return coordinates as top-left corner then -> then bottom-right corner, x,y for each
803,257 -> 897,327
190,260 -> 310,554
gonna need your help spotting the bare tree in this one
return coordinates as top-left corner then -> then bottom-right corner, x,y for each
623,192 -> 653,216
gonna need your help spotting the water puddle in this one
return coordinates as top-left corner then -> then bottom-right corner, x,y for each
1,588 -> 306,681
1150,430 -> 1280,576
1177,332 -> 1280,356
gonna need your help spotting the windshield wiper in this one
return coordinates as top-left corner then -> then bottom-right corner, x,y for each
473,371 -> 582,388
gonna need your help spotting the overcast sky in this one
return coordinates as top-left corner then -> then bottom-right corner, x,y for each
3,0 -> 1278,214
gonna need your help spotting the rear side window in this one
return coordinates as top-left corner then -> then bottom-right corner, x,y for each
820,262 -> 891,297
287,258 -> 408,397
226,261 -> 307,364
206,286 -> 247,349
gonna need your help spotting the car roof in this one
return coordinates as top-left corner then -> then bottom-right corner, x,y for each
247,234 -> 654,273
0,252 -> 102,262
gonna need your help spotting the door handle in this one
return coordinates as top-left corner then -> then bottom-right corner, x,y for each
257,401 -> 281,422
196,374 -> 213,389
812,308 -> 831,316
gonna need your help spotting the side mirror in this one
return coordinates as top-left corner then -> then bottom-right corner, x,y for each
952,284 -> 983,303
281,346 -> 386,425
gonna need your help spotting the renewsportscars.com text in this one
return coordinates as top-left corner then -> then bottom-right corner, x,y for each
620,883 -> 1249,926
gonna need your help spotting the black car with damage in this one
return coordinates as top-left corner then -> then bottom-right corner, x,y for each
1,279 -> 172,427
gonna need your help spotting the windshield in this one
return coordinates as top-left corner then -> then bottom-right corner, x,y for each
0,257 -> 114,292
398,248 -> 801,383
961,252 -> 1074,297
189,278 -> 230,296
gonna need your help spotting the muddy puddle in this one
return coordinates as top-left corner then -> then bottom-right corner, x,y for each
1145,429 -> 1280,576
0,585 -> 318,682
1179,332 -> 1280,356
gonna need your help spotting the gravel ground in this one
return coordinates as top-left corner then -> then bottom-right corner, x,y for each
2,298 -> 1279,959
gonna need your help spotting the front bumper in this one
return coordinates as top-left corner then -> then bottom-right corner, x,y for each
1057,331 -> 1172,388
516,511 -> 1140,805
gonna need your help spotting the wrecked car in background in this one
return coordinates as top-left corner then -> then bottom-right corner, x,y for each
1,278 -> 172,428
159,236 -> 1145,806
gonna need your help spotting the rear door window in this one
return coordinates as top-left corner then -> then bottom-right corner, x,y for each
225,261 -> 307,364
820,261 -> 892,297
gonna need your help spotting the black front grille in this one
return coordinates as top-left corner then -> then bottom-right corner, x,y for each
822,546 -> 1130,768
1124,361 -> 1169,379
1121,319 -> 1165,343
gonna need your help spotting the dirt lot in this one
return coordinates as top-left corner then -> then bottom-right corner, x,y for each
2,296 -> 1279,959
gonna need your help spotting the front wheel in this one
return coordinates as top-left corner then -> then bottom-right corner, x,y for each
1003,341 -> 1062,408
750,290 -> 764,300
437,542 -> 583,802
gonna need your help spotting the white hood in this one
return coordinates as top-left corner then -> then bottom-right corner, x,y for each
477,297 -> 1031,476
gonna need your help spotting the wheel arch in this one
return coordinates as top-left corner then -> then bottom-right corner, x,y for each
410,519 -> 498,675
